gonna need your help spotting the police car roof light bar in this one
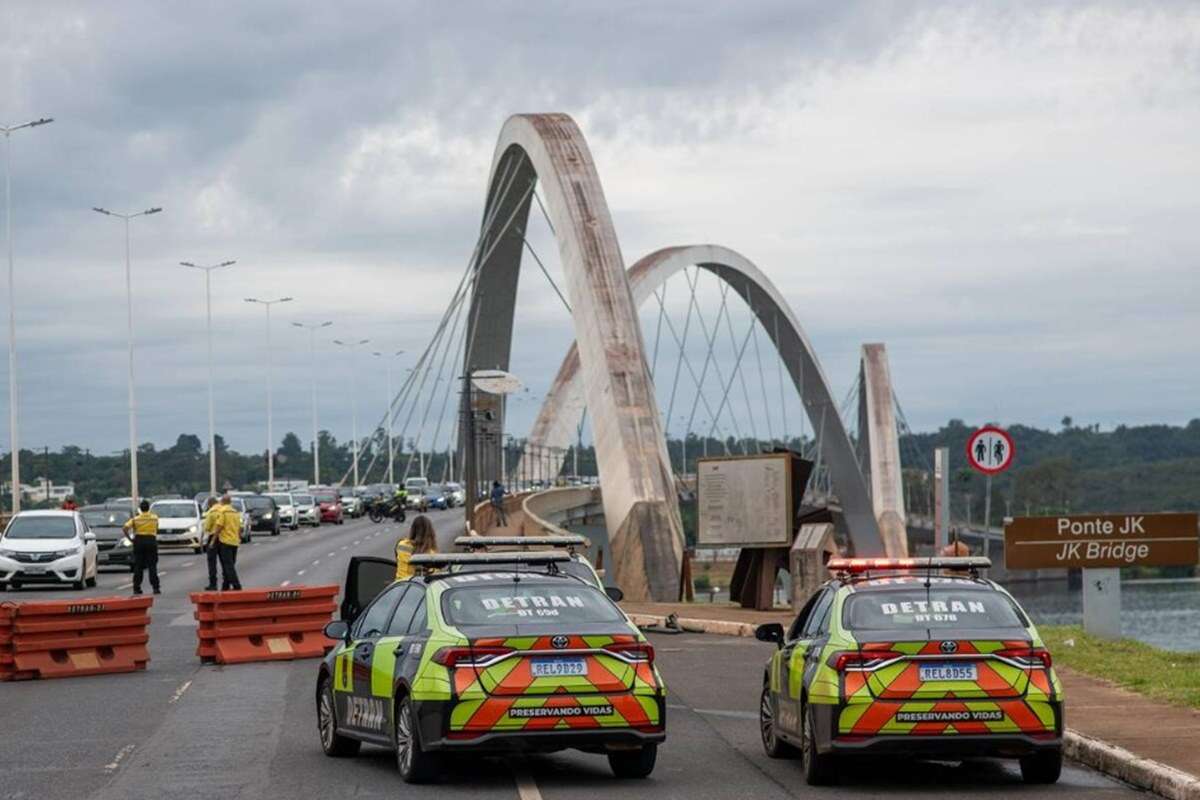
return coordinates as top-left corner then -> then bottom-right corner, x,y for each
454,535 -> 589,551
410,552 -> 573,567
827,556 -> 992,576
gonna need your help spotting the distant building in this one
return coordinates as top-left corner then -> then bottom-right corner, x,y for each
3,478 -> 76,505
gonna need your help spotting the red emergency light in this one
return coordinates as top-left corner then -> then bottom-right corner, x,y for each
827,556 -> 992,574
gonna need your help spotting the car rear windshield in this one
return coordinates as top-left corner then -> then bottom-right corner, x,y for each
441,580 -> 623,626
266,495 -> 292,504
82,509 -> 128,527
5,516 -> 77,539
313,493 -> 336,503
843,587 -> 1027,631
242,496 -> 273,510
294,495 -> 314,505
151,502 -> 195,518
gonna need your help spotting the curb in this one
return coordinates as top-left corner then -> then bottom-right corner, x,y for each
1064,731 -> 1200,800
626,610 -> 1200,800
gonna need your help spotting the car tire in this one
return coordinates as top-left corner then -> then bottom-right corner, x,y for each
317,676 -> 360,757
395,696 -> 439,783
760,681 -> 799,758
271,527 -> 280,536
801,701 -> 837,786
85,560 -> 97,588
73,568 -> 86,591
608,743 -> 657,779
193,546 -> 203,554
0,581 -> 7,591
1020,748 -> 1062,784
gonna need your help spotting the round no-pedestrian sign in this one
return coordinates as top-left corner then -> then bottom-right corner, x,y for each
966,425 -> 1014,475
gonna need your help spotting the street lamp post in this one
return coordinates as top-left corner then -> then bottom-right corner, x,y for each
93,205 -> 162,506
293,321 -> 332,485
245,297 -> 293,488
333,338 -> 370,490
371,350 -> 404,486
181,260 -> 235,497
3,117 -> 53,513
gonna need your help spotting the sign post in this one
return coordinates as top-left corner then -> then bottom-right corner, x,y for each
1004,512 -> 1200,639
966,425 -> 1016,561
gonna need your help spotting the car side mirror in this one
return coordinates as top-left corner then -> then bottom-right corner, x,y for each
83,532 -> 96,543
605,586 -> 624,603
323,620 -> 351,643
755,623 -> 785,648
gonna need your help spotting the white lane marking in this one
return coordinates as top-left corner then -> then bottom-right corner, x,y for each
180,561 -> 194,567
169,613 -> 195,627
512,762 -> 542,800
280,580 -> 291,587
692,708 -> 758,720
353,540 -> 360,545
118,581 -> 133,589
168,680 -> 193,704
340,545 -> 347,551
327,552 -> 335,557
312,560 -> 320,566
297,570 -> 305,576
104,743 -> 136,772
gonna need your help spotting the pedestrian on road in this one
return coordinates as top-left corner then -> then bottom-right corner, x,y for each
490,480 -> 508,527
201,496 -> 221,591
122,499 -> 161,595
204,493 -> 243,590
60,496 -> 78,511
395,515 -> 438,580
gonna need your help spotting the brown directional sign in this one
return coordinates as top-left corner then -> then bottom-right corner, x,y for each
1004,512 -> 1199,570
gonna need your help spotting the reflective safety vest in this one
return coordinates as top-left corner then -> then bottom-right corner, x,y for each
205,503 -> 243,547
395,538 -> 414,580
124,511 -> 159,537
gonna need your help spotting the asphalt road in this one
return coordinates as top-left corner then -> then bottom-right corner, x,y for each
0,512 -> 1143,800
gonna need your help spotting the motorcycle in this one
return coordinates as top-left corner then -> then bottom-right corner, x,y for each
367,497 -> 406,524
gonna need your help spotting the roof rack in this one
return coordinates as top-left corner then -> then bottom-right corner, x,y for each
454,535 -> 588,552
827,556 -> 992,579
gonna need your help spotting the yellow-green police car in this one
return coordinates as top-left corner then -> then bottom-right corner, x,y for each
316,552 -> 665,783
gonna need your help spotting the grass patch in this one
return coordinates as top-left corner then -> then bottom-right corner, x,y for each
1039,624 -> 1200,709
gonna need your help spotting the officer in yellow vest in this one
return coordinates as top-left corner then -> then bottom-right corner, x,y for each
203,493 -> 243,591
122,499 -> 160,595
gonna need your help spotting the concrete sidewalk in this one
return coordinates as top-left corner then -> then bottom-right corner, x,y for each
622,601 -> 1200,799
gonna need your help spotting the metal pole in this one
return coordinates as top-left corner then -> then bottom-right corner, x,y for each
386,358 -> 394,485
124,215 -> 139,506
3,118 -> 52,514
204,268 -> 216,495
292,323 -> 331,484
3,132 -> 15,514
983,474 -> 993,560
933,447 -> 949,551
351,350 -> 359,489
266,300 -> 273,487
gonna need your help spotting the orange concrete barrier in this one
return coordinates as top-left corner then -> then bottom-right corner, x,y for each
190,585 -> 339,665
0,596 -> 152,681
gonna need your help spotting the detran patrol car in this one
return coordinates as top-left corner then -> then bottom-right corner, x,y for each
756,557 -> 1063,786
316,551 -> 665,783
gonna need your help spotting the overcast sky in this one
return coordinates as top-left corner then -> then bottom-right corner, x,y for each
2,0 -> 1198,459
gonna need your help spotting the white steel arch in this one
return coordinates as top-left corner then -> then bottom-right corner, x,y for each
525,244 -> 886,556
460,113 -> 683,601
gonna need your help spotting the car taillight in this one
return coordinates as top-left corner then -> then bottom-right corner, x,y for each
829,650 -> 903,671
996,646 -> 1052,669
603,641 -> 655,663
432,645 -> 514,668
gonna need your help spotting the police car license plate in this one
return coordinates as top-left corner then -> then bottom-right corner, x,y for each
531,657 -> 586,677
918,662 -> 977,681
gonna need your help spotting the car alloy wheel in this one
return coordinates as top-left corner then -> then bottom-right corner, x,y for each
319,685 -> 336,750
395,698 -> 414,775
760,684 -> 776,750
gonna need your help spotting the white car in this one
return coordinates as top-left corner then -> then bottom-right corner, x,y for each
266,492 -> 300,530
294,493 -> 321,527
445,482 -> 466,507
0,510 -> 99,590
150,499 -> 205,553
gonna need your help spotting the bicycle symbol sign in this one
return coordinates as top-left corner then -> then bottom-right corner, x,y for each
966,425 -> 1015,475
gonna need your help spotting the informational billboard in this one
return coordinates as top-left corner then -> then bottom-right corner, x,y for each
1004,512 -> 1199,569
696,453 -> 794,548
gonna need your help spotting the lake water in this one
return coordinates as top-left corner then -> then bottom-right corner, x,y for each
1007,580 -> 1200,652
